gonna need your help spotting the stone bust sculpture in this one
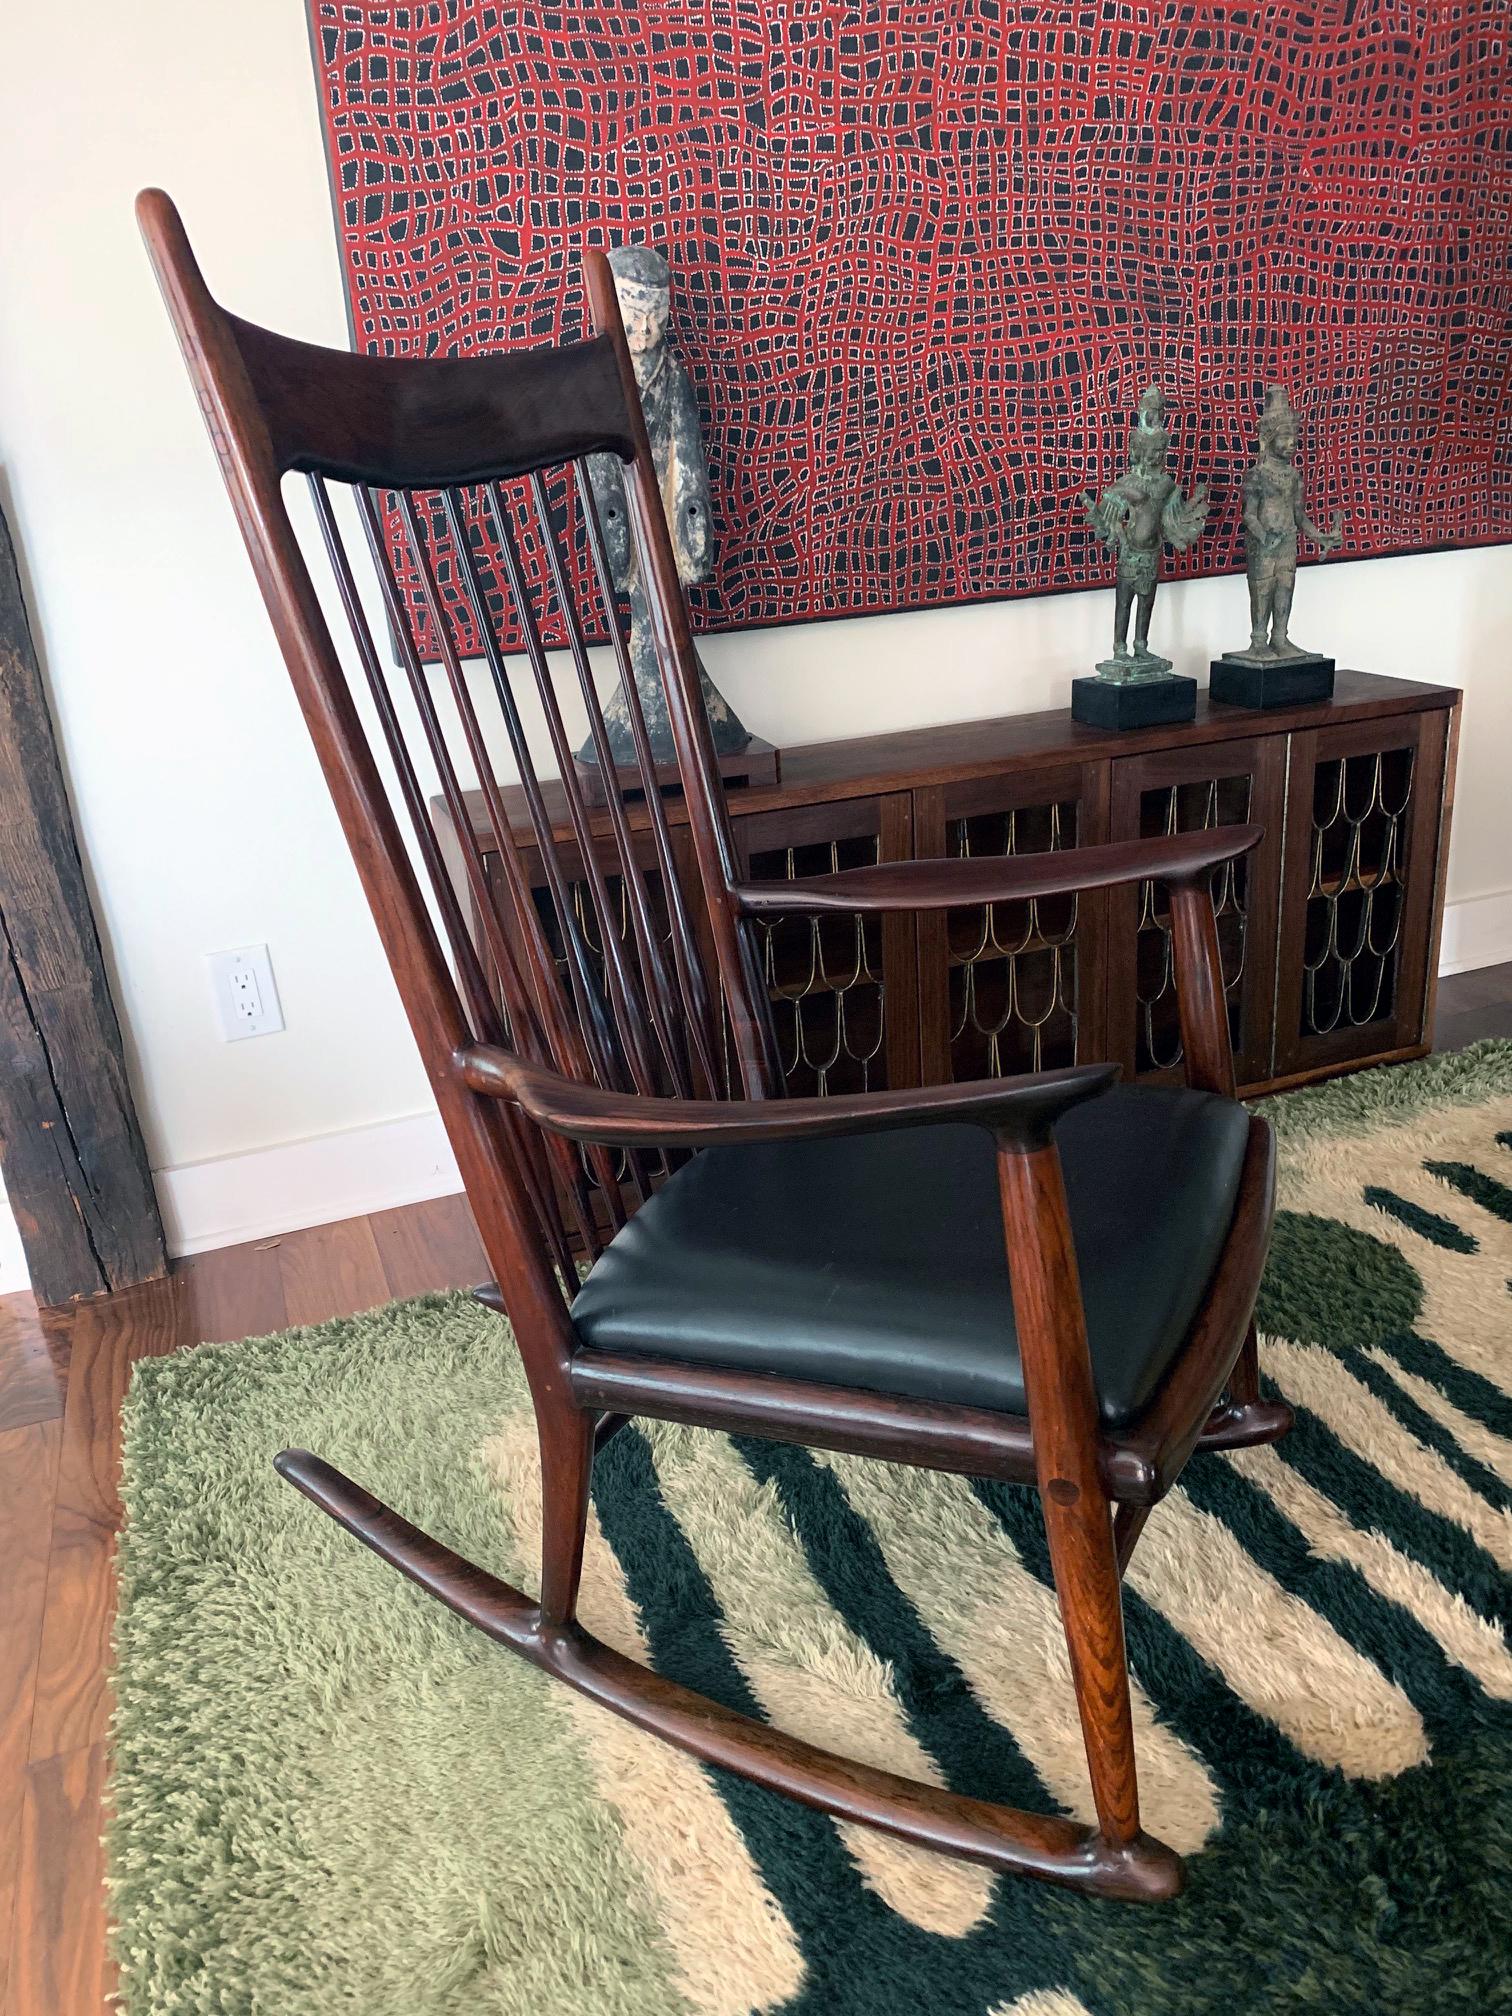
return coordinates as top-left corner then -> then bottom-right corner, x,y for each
580,244 -> 750,768
1225,385 -> 1344,663
1082,386 -> 1208,680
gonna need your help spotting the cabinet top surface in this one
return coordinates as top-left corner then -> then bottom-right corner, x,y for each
448,668 -> 1459,847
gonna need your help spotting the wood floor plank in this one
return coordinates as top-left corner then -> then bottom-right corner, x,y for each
276,1215 -> 391,1329
27,1280 -> 186,1765
174,1237 -> 288,1345
369,1191 -> 486,1302
1436,1004 -> 1512,1052
0,1295 -> 70,1435
7,1743 -> 111,2016
0,1418 -> 62,2015
1437,959 -> 1512,1014
1434,962 -> 1512,1050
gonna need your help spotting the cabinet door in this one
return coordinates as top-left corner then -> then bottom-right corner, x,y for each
729,794 -> 917,1096
1107,736 -> 1287,1090
1272,707 -> 1449,1080
913,764 -> 1109,1084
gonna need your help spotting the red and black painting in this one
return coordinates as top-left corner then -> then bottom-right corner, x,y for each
307,1 -> 1512,647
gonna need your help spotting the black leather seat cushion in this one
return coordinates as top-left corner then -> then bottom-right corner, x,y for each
571,1085 -> 1251,1429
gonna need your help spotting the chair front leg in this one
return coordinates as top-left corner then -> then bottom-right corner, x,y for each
536,1397 -> 596,1630
996,1135 -> 1184,1899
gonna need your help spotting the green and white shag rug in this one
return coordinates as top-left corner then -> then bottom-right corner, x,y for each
111,1045 -> 1512,2015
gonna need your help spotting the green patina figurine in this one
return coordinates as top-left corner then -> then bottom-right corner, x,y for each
580,244 -> 751,769
1223,385 -> 1344,665
1082,386 -> 1209,681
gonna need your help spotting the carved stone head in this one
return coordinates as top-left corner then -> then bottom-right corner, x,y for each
1128,385 -> 1169,469
606,244 -> 671,376
1258,385 -> 1299,462
604,242 -> 712,587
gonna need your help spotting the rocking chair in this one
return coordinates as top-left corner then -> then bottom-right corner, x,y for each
139,188 -> 1290,1902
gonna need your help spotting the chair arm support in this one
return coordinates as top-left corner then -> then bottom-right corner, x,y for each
1165,878 -> 1238,1097
730,823 -> 1263,917
460,1045 -> 1119,1151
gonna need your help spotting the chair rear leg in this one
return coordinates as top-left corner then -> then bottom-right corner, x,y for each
537,1400 -> 596,1628
1113,1501 -> 1152,1577
1228,1318 -> 1262,1405
1197,1319 -> 1294,1451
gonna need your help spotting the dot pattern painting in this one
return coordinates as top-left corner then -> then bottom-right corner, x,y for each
308,1 -> 1512,648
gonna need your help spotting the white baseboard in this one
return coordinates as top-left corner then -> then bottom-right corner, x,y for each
1438,887 -> 1512,978
28,893 -> 1512,1271
156,1108 -> 461,1258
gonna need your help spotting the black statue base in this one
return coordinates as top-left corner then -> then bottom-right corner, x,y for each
1072,673 -> 1197,732
1209,655 -> 1336,710
576,736 -> 781,807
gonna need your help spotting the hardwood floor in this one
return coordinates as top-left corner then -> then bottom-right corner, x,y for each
0,1193 -> 487,2016
1432,958 -> 1512,1057
0,963 -> 1507,2013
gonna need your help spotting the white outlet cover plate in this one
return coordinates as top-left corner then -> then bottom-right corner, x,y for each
207,944 -> 285,1041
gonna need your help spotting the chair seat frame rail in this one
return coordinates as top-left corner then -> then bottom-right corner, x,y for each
139,186 -> 1289,1903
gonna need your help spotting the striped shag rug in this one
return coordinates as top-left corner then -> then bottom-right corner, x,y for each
110,1045 -> 1512,2014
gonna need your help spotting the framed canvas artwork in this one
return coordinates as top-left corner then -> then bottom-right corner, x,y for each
306,1 -> 1512,653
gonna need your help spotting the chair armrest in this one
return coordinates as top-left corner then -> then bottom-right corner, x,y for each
730,823 -> 1263,916
460,1045 -> 1118,1151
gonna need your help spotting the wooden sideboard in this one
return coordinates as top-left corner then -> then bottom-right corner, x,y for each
439,669 -> 1460,1102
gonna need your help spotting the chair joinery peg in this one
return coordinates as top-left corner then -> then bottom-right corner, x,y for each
139,184 -> 1287,1904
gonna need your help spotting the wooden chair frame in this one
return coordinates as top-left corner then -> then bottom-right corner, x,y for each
139,188 -> 1289,1904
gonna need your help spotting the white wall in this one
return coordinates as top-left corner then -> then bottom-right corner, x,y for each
0,0 -> 1508,1276
0,1171 -> 27,1299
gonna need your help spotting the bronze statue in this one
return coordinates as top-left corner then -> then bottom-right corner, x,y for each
580,244 -> 750,768
1224,386 -> 1343,664
1082,387 -> 1208,680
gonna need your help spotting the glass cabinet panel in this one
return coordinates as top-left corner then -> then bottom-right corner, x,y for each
944,796 -> 1083,1078
1275,710 -> 1449,1079
914,766 -> 1107,1083
1298,743 -> 1413,1040
1108,738 -> 1286,1089
732,796 -> 917,1097
745,829 -> 889,1097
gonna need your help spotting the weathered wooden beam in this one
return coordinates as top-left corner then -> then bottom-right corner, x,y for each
0,502 -> 167,1306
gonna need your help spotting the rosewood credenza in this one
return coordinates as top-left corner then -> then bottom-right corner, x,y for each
439,670 -> 1460,1102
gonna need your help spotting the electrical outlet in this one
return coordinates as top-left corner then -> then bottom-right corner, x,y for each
208,944 -> 285,1041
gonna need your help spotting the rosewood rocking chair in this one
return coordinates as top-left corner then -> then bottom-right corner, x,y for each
140,188 -> 1291,1903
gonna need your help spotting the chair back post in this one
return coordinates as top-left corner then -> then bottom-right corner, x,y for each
1165,873 -> 1238,1098
135,186 -> 579,1393
582,249 -> 783,1098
